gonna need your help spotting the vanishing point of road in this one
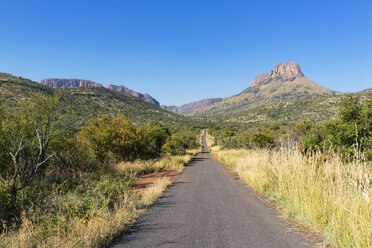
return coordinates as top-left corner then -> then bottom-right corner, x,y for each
111,131 -> 313,248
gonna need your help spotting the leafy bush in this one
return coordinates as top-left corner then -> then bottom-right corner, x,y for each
322,95 -> 372,160
79,115 -> 139,163
0,94 -> 62,217
138,121 -> 171,159
162,131 -> 200,155
250,129 -> 275,148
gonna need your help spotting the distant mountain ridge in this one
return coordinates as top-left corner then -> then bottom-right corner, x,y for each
40,78 -> 159,106
1,73 -> 195,128
161,98 -> 223,113
40,78 -> 103,88
187,62 -> 338,116
107,85 -> 160,106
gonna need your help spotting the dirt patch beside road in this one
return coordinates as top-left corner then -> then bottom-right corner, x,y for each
132,170 -> 180,193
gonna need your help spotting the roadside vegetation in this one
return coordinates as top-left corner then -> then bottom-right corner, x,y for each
0,94 -> 200,247
211,148 -> 371,248
208,95 -> 372,247
209,94 -> 371,161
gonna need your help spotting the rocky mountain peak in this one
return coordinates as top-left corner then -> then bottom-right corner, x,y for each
251,62 -> 304,87
107,85 -> 160,107
40,78 -> 103,88
40,78 -> 160,106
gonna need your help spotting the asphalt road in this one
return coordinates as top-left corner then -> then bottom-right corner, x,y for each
110,132 -> 312,248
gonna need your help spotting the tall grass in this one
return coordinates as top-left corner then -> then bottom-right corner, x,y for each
212,148 -> 372,248
0,155 -> 194,248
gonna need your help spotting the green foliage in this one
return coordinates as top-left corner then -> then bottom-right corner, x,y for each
79,115 -> 196,161
138,121 -> 171,159
322,95 -> 372,160
209,94 -> 372,160
250,129 -> 275,148
162,131 -> 200,155
0,94 -> 62,219
79,115 -> 139,162
292,119 -> 315,137
302,133 -> 322,152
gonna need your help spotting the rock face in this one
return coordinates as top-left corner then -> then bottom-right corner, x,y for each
161,98 -> 223,113
107,85 -> 160,107
40,78 -> 160,106
40,78 -> 103,88
251,62 -> 304,87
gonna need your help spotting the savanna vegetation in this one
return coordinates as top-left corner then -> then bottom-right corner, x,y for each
1,72 -> 371,248
209,94 -> 372,161
0,73 -> 203,129
207,95 -> 372,247
0,93 -> 200,247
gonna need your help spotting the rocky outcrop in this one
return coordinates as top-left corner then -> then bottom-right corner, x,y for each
161,98 -> 223,113
40,78 -> 160,106
107,85 -> 160,106
40,78 -> 103,88
251,62 -> 304,87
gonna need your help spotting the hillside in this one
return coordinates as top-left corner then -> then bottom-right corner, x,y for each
161,97 -> 223,113
187,62 -> 338,116
40,78 -> 160,106
0,73 -> 198,129
204,88 -> 372,128
107,84 -> 160,106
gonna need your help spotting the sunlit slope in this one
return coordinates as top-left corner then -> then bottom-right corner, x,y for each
0,73 -> 198,128
206,88 -> 371,127
187,77 -> 338,116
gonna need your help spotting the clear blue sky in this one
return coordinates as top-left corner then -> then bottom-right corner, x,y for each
1,0 -> 371,105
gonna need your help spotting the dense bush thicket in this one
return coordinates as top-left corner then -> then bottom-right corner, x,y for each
0,94 -> 200,226
209,95 -> 372,160
79,115 -> 199,162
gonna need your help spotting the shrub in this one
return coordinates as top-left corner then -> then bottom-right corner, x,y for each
138,121 -> 170,159
250,130 -> 274,148
0,94 -> 61,217
162,131 -> 200,155
79,115 -> 139,163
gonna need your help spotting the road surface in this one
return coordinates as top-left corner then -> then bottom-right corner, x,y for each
111,131 -> 312,248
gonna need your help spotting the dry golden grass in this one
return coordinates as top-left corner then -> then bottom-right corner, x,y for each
0,154 -> 195,248
205,130 -> 215,148
212,148 -> 372,248
115,154 -> 195,176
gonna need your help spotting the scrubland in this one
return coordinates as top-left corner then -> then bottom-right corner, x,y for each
0,154 -> 195,248
211,146 -> 371,248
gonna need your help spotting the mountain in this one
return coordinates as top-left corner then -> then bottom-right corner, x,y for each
107,85 -> 160,107
161,98 -> 223,113
205,88 -> 372,128
1,73 -> 198,129
187,62 -> 338,116
40,78 -> 160,106
40,78 -> 103,88
251,61 -> 304,87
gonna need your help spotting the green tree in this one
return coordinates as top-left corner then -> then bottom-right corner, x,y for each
162,131 -> 200,155
138,121 -> 170,159
0,94 -> 61,215
250,130 -> 274,148
79,115 -> 139,163
323,95 -> 372,159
